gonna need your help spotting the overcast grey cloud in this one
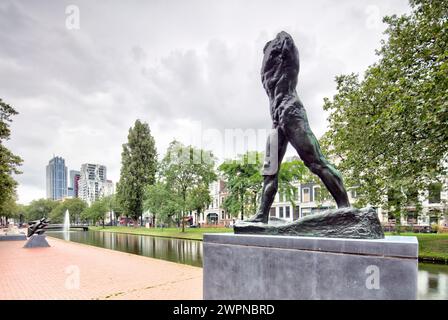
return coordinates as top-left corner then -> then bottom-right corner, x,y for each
0,0 -> 410,204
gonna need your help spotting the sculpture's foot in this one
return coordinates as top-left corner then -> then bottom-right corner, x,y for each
235,207 -> 385,239
245,213 -> 268,224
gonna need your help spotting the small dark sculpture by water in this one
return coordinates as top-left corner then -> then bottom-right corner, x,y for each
236,31 -> 384,239
24,217 -> 51,248
27,218 -> 49,237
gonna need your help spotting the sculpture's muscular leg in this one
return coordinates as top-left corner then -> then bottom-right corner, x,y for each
283,107 -> 350,208
247,129 -> 288,223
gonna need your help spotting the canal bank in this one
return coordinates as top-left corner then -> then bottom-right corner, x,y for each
89,227 -> 448,264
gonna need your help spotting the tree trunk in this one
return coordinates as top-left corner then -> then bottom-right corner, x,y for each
181,211 -> 185,232
240,192 -> 244,221
181,191 -> 186,232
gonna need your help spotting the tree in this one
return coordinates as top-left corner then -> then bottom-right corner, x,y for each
220,153 -> 310,220
102,194 -> 123,225
187,184 -> 212,226
278,158 -> 308,209
0,195 -> 19,225
49,198 -> 87,223
0,98 -> 23,219
116,120 -> 157,226
24,198 -> 58,221
322,0 -> 448,221
143,182 -> 181,227
81,198 -> 108,225
160,140 -> 216,232
219,152 -> 263,220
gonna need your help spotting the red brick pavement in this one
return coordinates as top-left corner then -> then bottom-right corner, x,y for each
0,237 -> 202,300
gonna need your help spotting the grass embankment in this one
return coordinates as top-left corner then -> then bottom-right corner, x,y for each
386,232 -> 448,264
89,226 -> 233,241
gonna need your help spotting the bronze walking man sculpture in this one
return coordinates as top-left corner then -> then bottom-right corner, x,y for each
248,31 -> 350,224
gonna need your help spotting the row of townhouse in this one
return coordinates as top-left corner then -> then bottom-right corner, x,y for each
193,177 -> 448,228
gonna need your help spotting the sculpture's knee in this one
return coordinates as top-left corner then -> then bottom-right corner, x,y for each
307,161 -> 325,175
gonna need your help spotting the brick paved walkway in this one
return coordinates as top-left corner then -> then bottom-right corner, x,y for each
0,237 -> 202,300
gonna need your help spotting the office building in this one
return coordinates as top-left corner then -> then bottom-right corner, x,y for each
46,156 -> 67,200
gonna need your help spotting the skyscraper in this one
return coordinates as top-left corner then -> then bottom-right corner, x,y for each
68,170 -> 81,198
78,164 -> 113,205
46,156 -> 67,200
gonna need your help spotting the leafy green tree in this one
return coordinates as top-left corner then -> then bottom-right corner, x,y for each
102,194 -> 123,225
116,120 -> 157,226
24,198 -> 58,221
144,182 -> 181,227
278,158 -> 308,209
49,198 -> 87,223
160,140 -> 216,231
219,152 -> 263,220
0,195 -> 19,225
322,0 -> 448,222
81,198 -> 108,225
187,184 -> 212,225
221,153 -> 310,220
0,98 -> 23,219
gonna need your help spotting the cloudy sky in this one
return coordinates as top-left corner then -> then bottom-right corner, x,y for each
1,0 -> 411,204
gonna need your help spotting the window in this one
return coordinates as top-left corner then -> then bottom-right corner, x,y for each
302,188 -> 310,202
350,189 -> 357,199
314,187 -> 320,202
269,207 -> 276,217
279,207 -> 284,218
285,206 -> 290,218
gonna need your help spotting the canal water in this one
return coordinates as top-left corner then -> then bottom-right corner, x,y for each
48,230 -> 448,300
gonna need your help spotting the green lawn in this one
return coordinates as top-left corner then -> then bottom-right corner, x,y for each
386,232 -> 448,263
89,225 -> 233,241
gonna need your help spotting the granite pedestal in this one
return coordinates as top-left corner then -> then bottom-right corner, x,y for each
203,233 -> 418,300
23,234 -> 50,248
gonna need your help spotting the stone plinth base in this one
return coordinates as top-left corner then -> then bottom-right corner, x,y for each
23,234 -> 50,248
203,233 -> 418,300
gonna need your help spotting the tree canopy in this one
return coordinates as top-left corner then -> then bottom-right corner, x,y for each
24,198 -> 58,221
50,198 -> 87,223
219,152 -> 263,220
81,198 -> 108,224
322,0 -> 448,218
220,153 -> 310,220
159,140 -> 216,231
116,120 -> 157,224
0,98 -> 22,218
143,182 -> 181,226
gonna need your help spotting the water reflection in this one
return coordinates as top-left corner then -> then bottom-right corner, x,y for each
48,230 -> 203,267
418,263 -> 448,300
48,231 -> 448,299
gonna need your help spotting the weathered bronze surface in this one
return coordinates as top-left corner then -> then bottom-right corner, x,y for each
236,207 -> 384,239
237,31 -> 384,239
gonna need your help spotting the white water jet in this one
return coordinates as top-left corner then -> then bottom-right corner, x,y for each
63,209 -> 70,241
